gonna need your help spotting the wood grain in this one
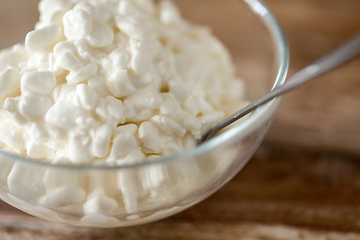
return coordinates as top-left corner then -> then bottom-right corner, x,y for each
264,0 -> 360,154
1,145 -> 360,239
0,0 -> 39,49
1,0 -> 360,239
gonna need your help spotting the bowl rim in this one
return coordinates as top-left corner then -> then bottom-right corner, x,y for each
0,0 -> 289,170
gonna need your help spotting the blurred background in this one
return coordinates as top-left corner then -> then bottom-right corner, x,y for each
0,0 -> 360,239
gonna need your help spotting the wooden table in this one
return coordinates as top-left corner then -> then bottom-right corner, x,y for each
1,0 -> 360,239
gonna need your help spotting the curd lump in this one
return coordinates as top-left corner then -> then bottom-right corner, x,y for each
0,0 -> 247,165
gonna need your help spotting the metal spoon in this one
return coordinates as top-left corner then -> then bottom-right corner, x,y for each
200,32 -> 360,144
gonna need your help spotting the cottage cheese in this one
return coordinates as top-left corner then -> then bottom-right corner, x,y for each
0,0 -> 247,165
0,0 -> 250,226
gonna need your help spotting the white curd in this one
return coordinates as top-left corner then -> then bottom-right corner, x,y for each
0,0 -> 248,224
0,0 -> 247,165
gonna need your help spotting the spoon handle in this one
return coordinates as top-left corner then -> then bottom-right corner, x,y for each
202,32 -> 360,142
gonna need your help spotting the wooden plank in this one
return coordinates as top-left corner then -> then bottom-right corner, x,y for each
264,0 -> 360,154
178,145 -> 360,232
1,145 -> 360,238
1,215 -> 360,240
0,0 -> 39,49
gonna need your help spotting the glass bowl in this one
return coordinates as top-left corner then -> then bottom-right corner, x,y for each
0,0 -> 288,227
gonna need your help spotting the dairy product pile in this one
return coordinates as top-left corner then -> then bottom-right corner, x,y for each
0,0 -> 247,166
0,0 -> 252,226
